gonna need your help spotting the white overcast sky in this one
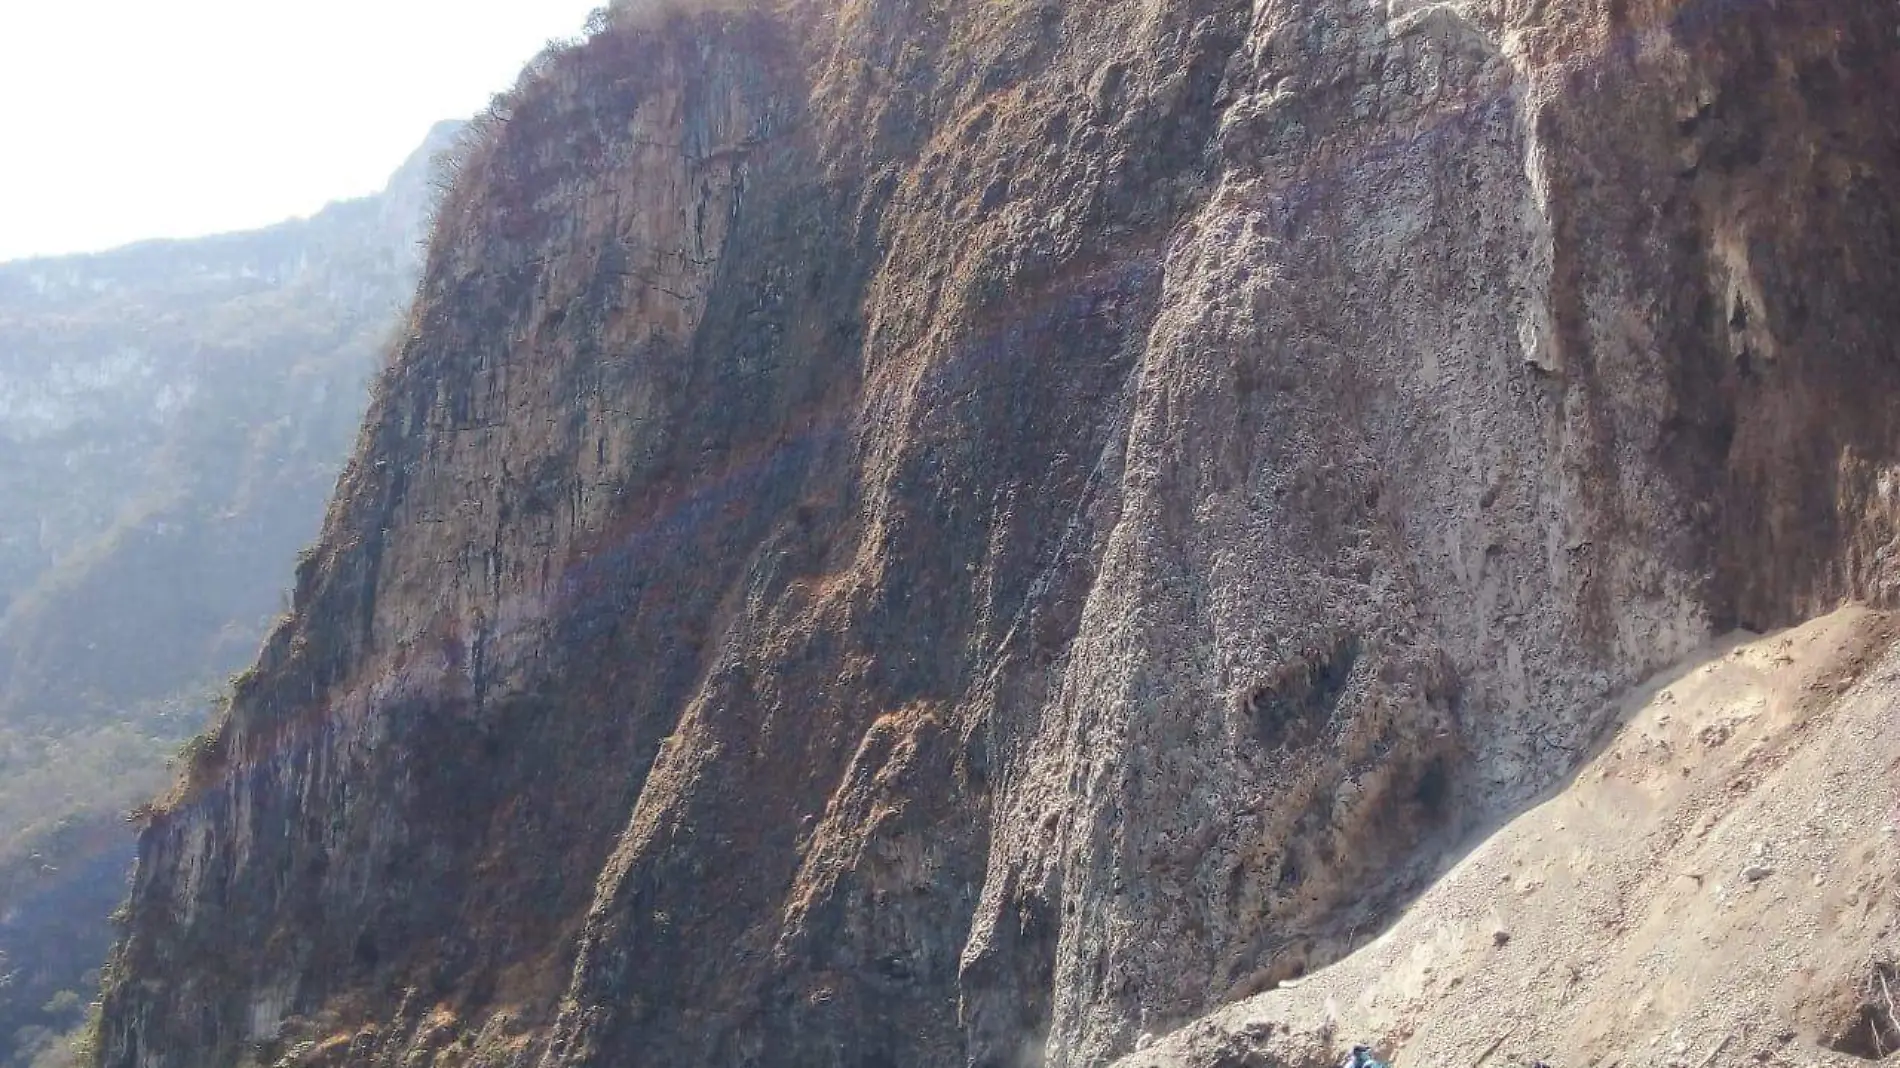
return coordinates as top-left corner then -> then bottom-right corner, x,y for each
0,0 -> 606,262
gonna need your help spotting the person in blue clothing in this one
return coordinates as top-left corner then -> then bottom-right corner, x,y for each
1343,1045 -> 1390,1068
1344,1044 -> 1547,1068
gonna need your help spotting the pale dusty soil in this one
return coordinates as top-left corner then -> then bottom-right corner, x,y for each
1118,607 -> 1900,1068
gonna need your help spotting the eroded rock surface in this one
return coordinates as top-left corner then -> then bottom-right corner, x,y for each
100,1 -> 1900,1067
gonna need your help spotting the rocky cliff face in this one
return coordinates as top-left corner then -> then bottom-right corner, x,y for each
99,1 -> 1899,1067
0,124 -> 453,1068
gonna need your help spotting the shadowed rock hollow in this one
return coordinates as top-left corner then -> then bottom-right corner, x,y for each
98,0 -> 1899,1066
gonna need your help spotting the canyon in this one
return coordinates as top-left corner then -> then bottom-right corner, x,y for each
96,0 -> 1899,1066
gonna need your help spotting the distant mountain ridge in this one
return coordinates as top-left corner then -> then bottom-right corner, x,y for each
0,119 -> 457,725
0,120 -> 456,1068
0,123 -> 446,310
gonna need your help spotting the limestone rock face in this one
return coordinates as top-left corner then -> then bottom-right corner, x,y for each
98,2 -> 1899,1067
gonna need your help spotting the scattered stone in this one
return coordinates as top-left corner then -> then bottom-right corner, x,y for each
1493,928 -> 1513,946
1743,863 -> 1774,883
1694,1034 -> 1735,1068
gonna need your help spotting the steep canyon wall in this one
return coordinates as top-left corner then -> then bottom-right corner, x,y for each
100,1 -> 1899,1066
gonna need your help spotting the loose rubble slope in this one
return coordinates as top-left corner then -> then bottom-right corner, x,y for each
1119,606 -> 1900,1068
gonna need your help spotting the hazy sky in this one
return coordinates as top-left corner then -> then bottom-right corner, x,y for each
0,0 -> 606,262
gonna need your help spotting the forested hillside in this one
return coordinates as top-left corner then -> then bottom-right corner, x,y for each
0,121 -> 454,1068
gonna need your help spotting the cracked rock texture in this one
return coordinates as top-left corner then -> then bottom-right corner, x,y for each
99,0 -> 1899,1066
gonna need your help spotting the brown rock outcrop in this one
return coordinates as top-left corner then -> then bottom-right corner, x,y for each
98,0 -> 1899,1066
